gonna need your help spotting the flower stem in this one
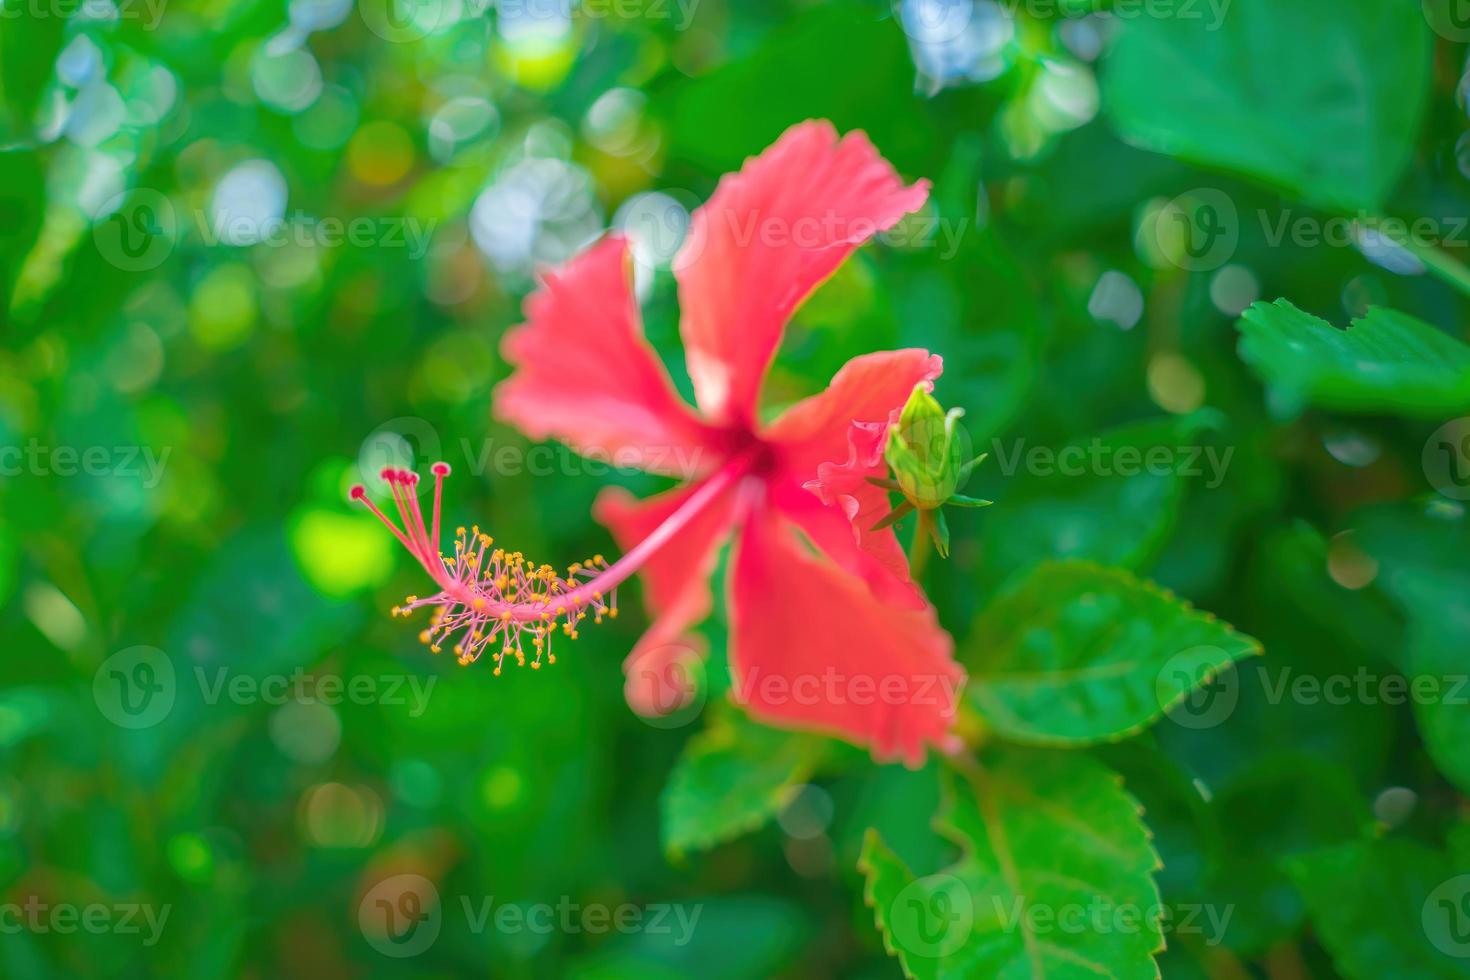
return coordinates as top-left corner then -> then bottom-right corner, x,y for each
908,514 -> 932,580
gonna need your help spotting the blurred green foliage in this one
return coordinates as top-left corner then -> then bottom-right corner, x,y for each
3,0 -> 1470,976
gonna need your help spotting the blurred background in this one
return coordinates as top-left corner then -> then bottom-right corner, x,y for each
2,0 -> 1470,976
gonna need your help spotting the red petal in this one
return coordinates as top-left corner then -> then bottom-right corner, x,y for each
766,349 -> 943,607
728,507 -> 963,767
765,348 -> 943,475
593,478 -> 740,715
496,235 -> 722,479
674,121 -> 930,428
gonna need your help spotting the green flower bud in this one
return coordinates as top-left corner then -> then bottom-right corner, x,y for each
885,385 -> 971,510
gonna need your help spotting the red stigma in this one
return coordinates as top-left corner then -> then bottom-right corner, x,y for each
432,462 -> 451,476
350,485 -> 367,500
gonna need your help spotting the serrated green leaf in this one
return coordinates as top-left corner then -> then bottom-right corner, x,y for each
964,560 -> 1262,745
1287,839 -> 1470,979
1102,0 -> 1430,210
1236,300 -> 1470,418
859,748 -> 1163,979
661,710 -> 827,857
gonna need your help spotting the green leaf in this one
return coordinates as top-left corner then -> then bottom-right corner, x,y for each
1287,838 -> 1470,978
661,709 -> 827,858
1102,0 -> 1431,210
978,413 -> 1226,587
859,749 -> 1163,979
1236,300 -> 1470,418
965,561 -> 1262,745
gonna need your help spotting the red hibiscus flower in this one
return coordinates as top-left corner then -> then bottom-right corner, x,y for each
354,121 -> 964,765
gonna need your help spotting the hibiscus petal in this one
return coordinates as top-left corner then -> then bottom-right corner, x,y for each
765,348 -> 943,475
593,478 -> 740,716
764,349 -> 943,607
495,235 -> 721,479
769,447 -> 922,611
728,507 -> 964,767
675,121 -> 930,428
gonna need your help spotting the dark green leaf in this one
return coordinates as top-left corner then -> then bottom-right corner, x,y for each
965,561 -> 1262,745
860,749 -> 1163,979
1103,0 -> 1431,209
661,709 -> 827,857
1287,839 -> 1470,978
